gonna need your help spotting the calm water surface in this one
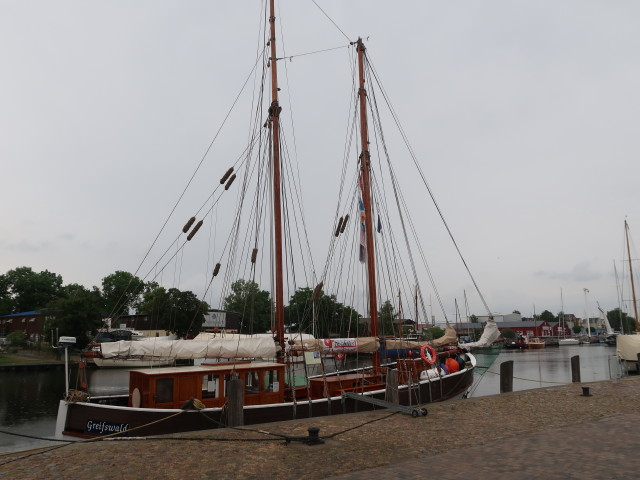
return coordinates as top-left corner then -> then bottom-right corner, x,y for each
0,345 -> 621,453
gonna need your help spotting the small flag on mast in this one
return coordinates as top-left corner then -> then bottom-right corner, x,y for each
358,195 -> 366,263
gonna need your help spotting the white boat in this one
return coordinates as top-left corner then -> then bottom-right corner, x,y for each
559,338 -> 580,346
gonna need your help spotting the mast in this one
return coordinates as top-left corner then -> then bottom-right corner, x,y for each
356,38 -> 380,368
625,220 -> 640,332
268,0 -> 286,360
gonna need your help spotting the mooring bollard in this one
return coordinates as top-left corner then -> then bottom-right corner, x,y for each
581,386 -> 591,397
571,355 -> 581,383
305,427 -> 324,445
500,360 -> 514,393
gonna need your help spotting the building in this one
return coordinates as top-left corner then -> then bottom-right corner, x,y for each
0,311 -> 45,342
475,313 -> 523,323
202,309 -> 241,333
453,320 -> 571,339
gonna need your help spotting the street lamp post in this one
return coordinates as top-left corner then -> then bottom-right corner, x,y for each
583,288 -> 591,338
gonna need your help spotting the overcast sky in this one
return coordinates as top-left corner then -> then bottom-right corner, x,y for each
2,1 -> 640,322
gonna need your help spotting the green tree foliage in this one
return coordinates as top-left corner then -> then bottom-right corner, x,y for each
284,286 -> 361,338
7,330 -> 27,347
2,267 -> 63,313
45,284 -> 105,348
423,327 -> 445,340
500,328 -> 516,339
469,314 -> 478,322
572,325 -> 583,334
378,300 -> 397,336
101,271 -> 145,317
607,308 -> 636,333
0,274 -> 12,314
223,280 -> 272,334
284,287 -> 313,330
539,310 -> 555,323
140,287 -> 208,338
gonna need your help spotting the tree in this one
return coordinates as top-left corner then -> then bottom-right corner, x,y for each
512,310 -> 521,315
140,287 -> 208,338
539,310 -> 555,323
423,327 -> 445,340
284,287 -> 313,330
0,274 -> 12,314
45,284 -> 105,348
223,280 -> 272,334
572,325 -> 583,334
378,300 -> 396,336
607,308 -> 636,333
501,328 -> 516,339
3,267 -> 63,312
101,271 -> 146,317
284,286 -> 361,338
469,314 -> 478,322
6,330 -> 27,347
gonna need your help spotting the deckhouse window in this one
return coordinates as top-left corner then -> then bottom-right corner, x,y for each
245,371 -> 260,395
264,369 -> 279,392
155,378 -> 174,403
202,374 -> 219,399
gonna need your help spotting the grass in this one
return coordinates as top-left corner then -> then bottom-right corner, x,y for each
0,349 -> 64,365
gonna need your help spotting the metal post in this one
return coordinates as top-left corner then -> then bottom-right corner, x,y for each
64,346 -> 70,398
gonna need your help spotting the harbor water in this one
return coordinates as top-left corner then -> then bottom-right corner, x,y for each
0,344 -> 621,453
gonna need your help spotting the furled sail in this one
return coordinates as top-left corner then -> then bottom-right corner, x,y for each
383,324 -> 459,350
616,334 -> 640,361
291,337 -> 379,353
100,336 -> 276,359
458,318 -> 501,350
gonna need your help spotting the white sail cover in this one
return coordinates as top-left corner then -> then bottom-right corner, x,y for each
384,325 -> 459,350
458,318 -> 501,350
616,334 -> 640,361
291,337 -> 379,353
100,336 -> 276,359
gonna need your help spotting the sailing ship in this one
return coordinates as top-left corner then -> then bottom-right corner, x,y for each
615,220 -> 640,371
55,1 -> 493,439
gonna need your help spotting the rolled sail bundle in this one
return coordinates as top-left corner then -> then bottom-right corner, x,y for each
384,324 -> 459,351
458,318 -> 501,350
100,336 -> 277,360
290,337 -> 379,354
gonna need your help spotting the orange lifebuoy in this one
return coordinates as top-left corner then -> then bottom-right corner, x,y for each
420,345 -> 436,365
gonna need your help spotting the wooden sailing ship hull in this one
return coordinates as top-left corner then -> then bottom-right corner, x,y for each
56,362 -> 475,439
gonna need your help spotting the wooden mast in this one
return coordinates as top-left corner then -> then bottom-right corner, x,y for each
624,220 -> 640,332
268,0 -> 286,360
356,38 -> 380,368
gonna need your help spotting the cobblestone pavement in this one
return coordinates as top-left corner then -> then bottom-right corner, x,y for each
2,377 -> 640,479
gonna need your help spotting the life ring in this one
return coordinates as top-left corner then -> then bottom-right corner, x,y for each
334,352 -> 345,361
420,345 -> 436,365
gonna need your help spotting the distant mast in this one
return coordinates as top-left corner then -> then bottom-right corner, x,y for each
268,0 -> 286,360
356,38 -> 380,368
624,220 -> 640,332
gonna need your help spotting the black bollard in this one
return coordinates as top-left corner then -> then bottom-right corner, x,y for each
500,360 -> 514,393
305,427 -> 324,445
581,386 -> 591,397
571,355 -> 581,383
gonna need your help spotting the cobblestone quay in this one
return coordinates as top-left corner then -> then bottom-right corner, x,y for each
2,377 -> 640,479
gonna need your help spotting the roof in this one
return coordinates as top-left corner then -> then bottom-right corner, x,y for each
132,361 -> 285,376
454,321 -> 560,329
0,311 -> 40,318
